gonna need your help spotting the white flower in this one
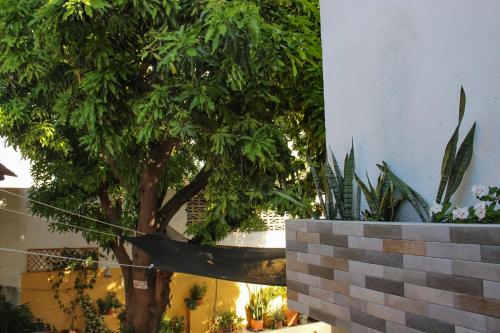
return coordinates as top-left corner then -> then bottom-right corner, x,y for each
430,203 -> 443,215
452,207 -> 469,220
474,202 -> 487,220
472,184 -> 489,198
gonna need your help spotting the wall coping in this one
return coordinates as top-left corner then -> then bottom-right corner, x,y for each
286,219 -> 500,228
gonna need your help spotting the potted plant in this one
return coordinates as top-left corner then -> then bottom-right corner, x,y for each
246,290 -> 266,331
184,283 -> 207,310
269,308 -> 285,329
210,310 -> 243,333
284,306 -> 298,327
159,315 -> 184,333
298,314 -> 308,325
96,292 -> 122,315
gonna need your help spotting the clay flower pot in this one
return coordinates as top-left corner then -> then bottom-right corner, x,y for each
273,321 -> 283,329
285,309 -> 298,326
250,319 -> 264,331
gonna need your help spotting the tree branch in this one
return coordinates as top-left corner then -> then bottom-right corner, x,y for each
158,166 -> 210,231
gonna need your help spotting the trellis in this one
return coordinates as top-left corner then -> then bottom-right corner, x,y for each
27,247 -> 98,272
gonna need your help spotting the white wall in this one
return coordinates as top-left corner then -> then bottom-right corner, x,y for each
321,0 -> 500,217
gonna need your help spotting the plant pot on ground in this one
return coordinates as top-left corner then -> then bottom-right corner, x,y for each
284,308 -> 298,326
269,308 -> 285,329
210,310 -> 243,333
246,289 -> 266,331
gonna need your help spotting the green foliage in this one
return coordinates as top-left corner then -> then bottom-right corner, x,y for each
246,289 -> 266,320
355,171 -> 403,221
210,311 -> 243,333
184,283 -> 207,310
436,87 -> 476,204
159,316 -> 185,333
270,308 -> 285,325
310,143 -> 360,220
96,292 -> 122,315
0,0 -> 323,246
0,294 -> 52,333
378,162 -> 430,222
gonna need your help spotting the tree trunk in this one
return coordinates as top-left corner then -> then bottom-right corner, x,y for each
123,247 -> 173,333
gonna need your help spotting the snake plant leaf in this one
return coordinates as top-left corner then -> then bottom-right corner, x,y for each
310,163 -> 326,216
379,182 -> 393,218
355,173 -> 379,214
354,186 -> 361,220
458,86 -> 466,123
378,162 -> 430,222
443,122 -> 476,203
329,147 -> 343,189
325,162 -> 341,217
324,172 -> 335,220
343,143 -> 355,220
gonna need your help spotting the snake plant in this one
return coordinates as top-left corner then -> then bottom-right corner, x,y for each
310,142 -> 360,220
436,87 -> 476,205
355,171 -> 403,221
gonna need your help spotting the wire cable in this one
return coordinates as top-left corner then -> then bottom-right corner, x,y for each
0,188 -> 144,235
0,247 -> 152,269
0,207 -> 118,239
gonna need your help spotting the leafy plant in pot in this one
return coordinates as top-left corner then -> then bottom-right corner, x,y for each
159,315 -> 185,333
210,310 -> 243,333
184,283 -> 207,310
96,292 -> 122,315
246,290 -> 266,331
269,308 -> 285,329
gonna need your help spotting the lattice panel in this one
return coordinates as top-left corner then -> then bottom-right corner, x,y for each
186,193 -> 286,230
27,248 -> 98,272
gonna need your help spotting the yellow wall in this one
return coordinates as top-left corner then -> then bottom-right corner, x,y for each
21,269 -> 272,333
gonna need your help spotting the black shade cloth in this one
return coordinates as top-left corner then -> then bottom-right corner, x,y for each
126,234 -> 286,286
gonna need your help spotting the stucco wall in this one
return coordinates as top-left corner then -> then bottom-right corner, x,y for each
321,0 -> 500,217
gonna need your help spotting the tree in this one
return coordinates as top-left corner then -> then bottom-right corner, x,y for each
0,1 -> 322,332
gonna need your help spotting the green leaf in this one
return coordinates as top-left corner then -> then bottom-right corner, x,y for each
342,143 -> 355,220
444,123 -> 476,203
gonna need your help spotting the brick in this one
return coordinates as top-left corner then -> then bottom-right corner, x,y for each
403,255 -> 452,274
320,233 -> 348,247
287,258 -> 308,273
350,309 -> 387,332
428,304 -> 487,331
402,225 -> 450,242
297,231 -> 320,243
366,276 -> 404,296
382,266 -> 427,286
364,251 -> 403,268
487,316 -> 500,332
366,302 -> 405,324
404,283 -> 454,307
384,294 -> 428,315
383,239 -> 426,256
484,280 -> 500,300
286,221 -> 307,232
349,236 -> 383,251
306,221 -> 322,233
298,272 -> 320,287
386,322 -> 425,333
286,289 -> 298,301
298,292 -> 322,309
320,255 -> 348,271
349,322 -> 384,333
321,300 -> 350,320
481,245 -> 500,264
453,260 -> 500,281
286,251 -> 298,261
286,230 -> 296,241
350,285 -> 385,305
286,279 -> 309,294
332,222 -> 364,236
297,252 -> 320,265
308,264 -> 334,280
450,227 -> 500,245
310,286 -> 335,303
405,312 -> 455,333
286,240 -> 307,253
334,292 -> 367,312
308,243 -> 334,256
427,272 -> 483,296
454,293 -> 500,318
335,247 -> 364,261
335,270 -> 366,287
286,269 -> 298,282
287,299 -> 309,316
317,221 -> 333,234
320,278 -> 349,295
332,319 -> 352,332
364,224 -> 402,239
426,242 -> 481,261
309,307 -> 334,325
349,261 -> 384,278
455,327 -> 482,333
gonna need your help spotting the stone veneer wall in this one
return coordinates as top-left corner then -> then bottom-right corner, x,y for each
286,220 -> 500,333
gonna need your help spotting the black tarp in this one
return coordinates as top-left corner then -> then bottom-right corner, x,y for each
126,234 -> 286,286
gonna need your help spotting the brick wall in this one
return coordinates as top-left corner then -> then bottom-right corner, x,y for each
286,220 -> 500,333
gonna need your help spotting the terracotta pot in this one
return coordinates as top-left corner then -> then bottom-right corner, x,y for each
273,321 -> 283,329
285,309 -> 298,326
195,298 -> 203,305
250,319 -> 264,331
